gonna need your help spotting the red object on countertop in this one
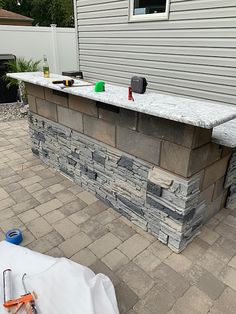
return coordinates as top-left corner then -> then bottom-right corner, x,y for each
128,86 -> 134,101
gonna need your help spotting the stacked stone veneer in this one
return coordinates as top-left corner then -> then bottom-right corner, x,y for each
26,83 -> 232,252
225,152 -> 236,209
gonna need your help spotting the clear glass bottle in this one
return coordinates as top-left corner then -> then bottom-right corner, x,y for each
43,55 -> 50,78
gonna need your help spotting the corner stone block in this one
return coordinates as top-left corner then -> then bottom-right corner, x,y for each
160,141 -> 190,177
84,115 -> 116,147
202,154 -> 231,190
138,114 -> 212,149
188,143 -> 222,177
57,106 -> 83,133
25,83 -> 45,99
117,126 -> 161,165
69,95 -> 97,117
45,88 -> 68,107
36,98 -> 57,122
28,95 -> 37,113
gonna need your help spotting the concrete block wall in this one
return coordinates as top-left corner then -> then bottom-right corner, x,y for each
26,83 -> 232,252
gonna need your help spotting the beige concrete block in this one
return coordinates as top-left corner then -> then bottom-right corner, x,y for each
102,249 -> 129,271
68,211 -> 90,225
78,191 -> 98,205
133,249 -> 161,276
55,189 -> 77,204
27,231 -> 64,254
35,199 -> 63,216
0,197 -> 16,211
71,248 -> 97,267
28,95 -> 37,113
21,230 -> 36,247
197,271 -> 225,300
99,108 -> 138,130
59,232 -> 92,258
84,115 -> 116,146
202,155 -> 231,190
25,183 -> 43,194
213,176 -> 226,201
44,209 -> 65,224
95,209 -> 118,225
148,239 -> 172,261
198,226 -> 220,245
45,88 -> 68,107
53,217 -> 80,239
26,83 -> 44,98
117,126 -> 161,165
12,198 -> 39,215
47,183 -> 65,194
229,256 -> 236,269
118,234 -> 150,259
139,113 -> 212,148
107,219 -> 136,242
220,266 -> 236,291
117,262 -> 155,298
161,141 -> 190,176
0,187 -> 9,201
161,141 -> 222,177
88,232 -> 122,258
169,286 -> 212,314
210,287 -> 236,314
27,217 -> 53,238
32,189 -> 54,204
199,184 -> 214,204
57,106 -> 83,132
18,209 -> 40,224
36,98 -> 58,122
165,253 -> 192,274
189,143 -> 222,177
197,252 -> 226,277
0,217 -> 23,233
69,95 -> 97,116
46,247 -> 65,258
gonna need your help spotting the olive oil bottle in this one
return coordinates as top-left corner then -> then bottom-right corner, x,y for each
43,55 -> 50,78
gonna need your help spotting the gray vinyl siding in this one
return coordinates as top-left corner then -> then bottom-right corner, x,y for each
76,0 -> 236,105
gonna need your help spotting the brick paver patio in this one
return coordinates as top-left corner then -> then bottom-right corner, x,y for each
0,119 -> 236,314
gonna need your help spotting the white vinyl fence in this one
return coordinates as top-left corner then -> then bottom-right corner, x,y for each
0,24 -> 78,74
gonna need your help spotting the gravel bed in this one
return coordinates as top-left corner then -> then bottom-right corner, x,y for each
0,103 -> 28,122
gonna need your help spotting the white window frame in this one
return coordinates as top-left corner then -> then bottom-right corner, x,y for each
129,0 -> 170,22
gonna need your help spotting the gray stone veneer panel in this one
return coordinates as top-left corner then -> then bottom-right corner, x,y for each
28,113 -> 222,253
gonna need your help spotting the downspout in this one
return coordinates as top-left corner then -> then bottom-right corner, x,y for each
73,0 -> 80,70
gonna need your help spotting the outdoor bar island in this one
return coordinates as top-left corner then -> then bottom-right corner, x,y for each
8,72 -> 236,252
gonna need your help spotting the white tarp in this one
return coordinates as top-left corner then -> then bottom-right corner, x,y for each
0,241 -> 119,314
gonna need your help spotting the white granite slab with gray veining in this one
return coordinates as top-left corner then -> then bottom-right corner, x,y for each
213,119 -> 236,148
8,72 -> 236,129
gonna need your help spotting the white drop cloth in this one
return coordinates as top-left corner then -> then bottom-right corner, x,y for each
0,241 -> 119,314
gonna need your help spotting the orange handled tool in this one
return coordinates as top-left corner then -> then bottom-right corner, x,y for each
3,270 -> 38,314
4,293 -> 37,314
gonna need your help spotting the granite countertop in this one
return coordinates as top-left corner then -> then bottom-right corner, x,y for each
212,119 -> 236,148
8,72 -> 236,129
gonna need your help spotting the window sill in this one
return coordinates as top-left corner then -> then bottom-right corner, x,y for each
128,13 -> 169,23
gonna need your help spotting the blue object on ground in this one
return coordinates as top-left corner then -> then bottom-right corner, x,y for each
5,229 -> 23,245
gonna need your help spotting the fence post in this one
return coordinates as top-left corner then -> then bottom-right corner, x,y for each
51,24 -> 60,74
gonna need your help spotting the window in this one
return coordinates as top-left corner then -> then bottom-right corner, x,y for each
129,0 -> 170,22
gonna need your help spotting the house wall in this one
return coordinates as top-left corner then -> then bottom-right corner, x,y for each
76,0 -> 236,105
0,25 -> 78,74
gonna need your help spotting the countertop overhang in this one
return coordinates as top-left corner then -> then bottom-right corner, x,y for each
8,72 -> 236,129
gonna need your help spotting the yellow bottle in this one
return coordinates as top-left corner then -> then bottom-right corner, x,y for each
43,55 -> 50,78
